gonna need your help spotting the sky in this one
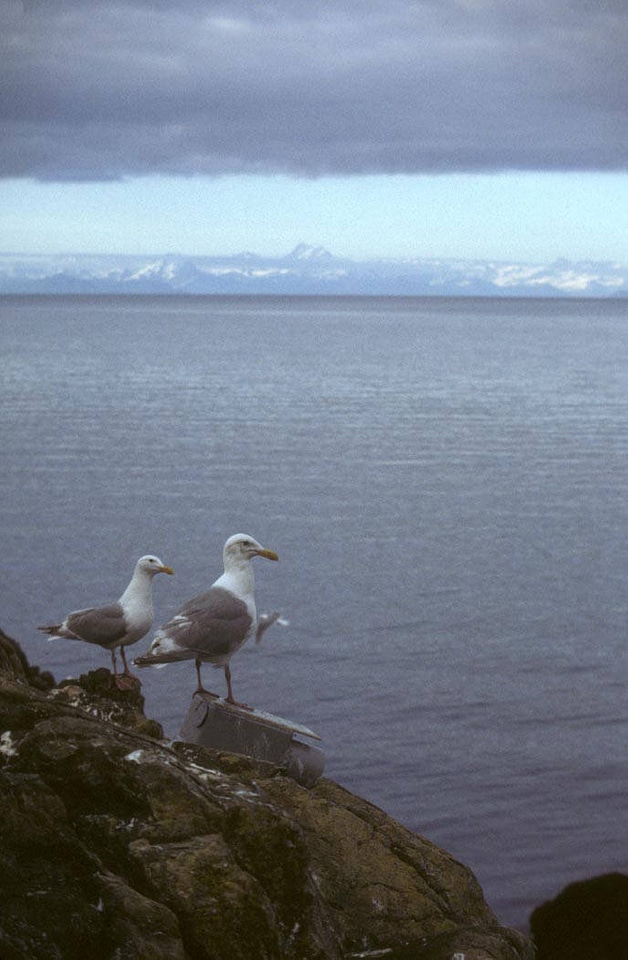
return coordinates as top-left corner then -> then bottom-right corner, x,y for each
0,0 -> 626,262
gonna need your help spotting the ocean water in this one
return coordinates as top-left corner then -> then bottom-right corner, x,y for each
1,294 -> 627,931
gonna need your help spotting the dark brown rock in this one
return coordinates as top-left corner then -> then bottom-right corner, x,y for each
530,872 -> 628,960
0,629 -> 532,959
0,628 -> 54,690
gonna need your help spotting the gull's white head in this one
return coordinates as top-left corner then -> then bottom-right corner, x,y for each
223,534 -> 279,565
136,555 -> 175,577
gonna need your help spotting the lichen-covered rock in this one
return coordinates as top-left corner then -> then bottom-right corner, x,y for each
0,629 -> 532,960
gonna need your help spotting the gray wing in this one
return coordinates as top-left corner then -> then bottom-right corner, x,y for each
162,587 -> 252,660
66,602 -> 128,648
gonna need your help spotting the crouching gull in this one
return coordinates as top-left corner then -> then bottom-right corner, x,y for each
134,533 -> 279,708
38,555 -> 174,689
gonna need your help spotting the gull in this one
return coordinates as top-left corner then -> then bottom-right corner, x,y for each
38,555 -> 174,689
134,533 -> 278,708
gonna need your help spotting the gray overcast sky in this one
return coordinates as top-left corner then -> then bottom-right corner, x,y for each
1,0 -> 627,182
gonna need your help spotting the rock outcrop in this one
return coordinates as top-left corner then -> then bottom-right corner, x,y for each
0,629 -> 532,960
529,872 -> 628,960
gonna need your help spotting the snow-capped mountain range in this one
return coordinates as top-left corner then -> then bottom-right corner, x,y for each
0,244 -> 626,297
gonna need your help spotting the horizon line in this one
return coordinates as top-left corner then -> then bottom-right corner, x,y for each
1,247 -> 627,267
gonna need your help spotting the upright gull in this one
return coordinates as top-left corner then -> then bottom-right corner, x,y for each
134,533 -> 279,707
38,555 -> 174,689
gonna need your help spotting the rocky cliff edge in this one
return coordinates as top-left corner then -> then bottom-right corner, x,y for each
0,629 -> 532,960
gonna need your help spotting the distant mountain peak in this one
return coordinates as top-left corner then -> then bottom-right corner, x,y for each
289,243 -> 334,261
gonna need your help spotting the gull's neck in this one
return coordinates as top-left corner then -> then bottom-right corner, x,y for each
119,565 -> 155,609
217,555 -> 255,598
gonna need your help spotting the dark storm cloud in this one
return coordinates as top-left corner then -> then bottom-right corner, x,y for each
1,0 -> 626,180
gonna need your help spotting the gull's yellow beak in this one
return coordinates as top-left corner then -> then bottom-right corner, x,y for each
256,548 -> 279,562
159,565 -> 175,575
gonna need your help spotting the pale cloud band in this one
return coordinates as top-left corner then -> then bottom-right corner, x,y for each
1,0 -> 627,181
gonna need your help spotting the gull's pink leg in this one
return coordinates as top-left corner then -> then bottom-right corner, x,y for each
224,663 -> 252,710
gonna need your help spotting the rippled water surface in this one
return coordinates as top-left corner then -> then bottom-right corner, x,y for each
2,294 -> 627,929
